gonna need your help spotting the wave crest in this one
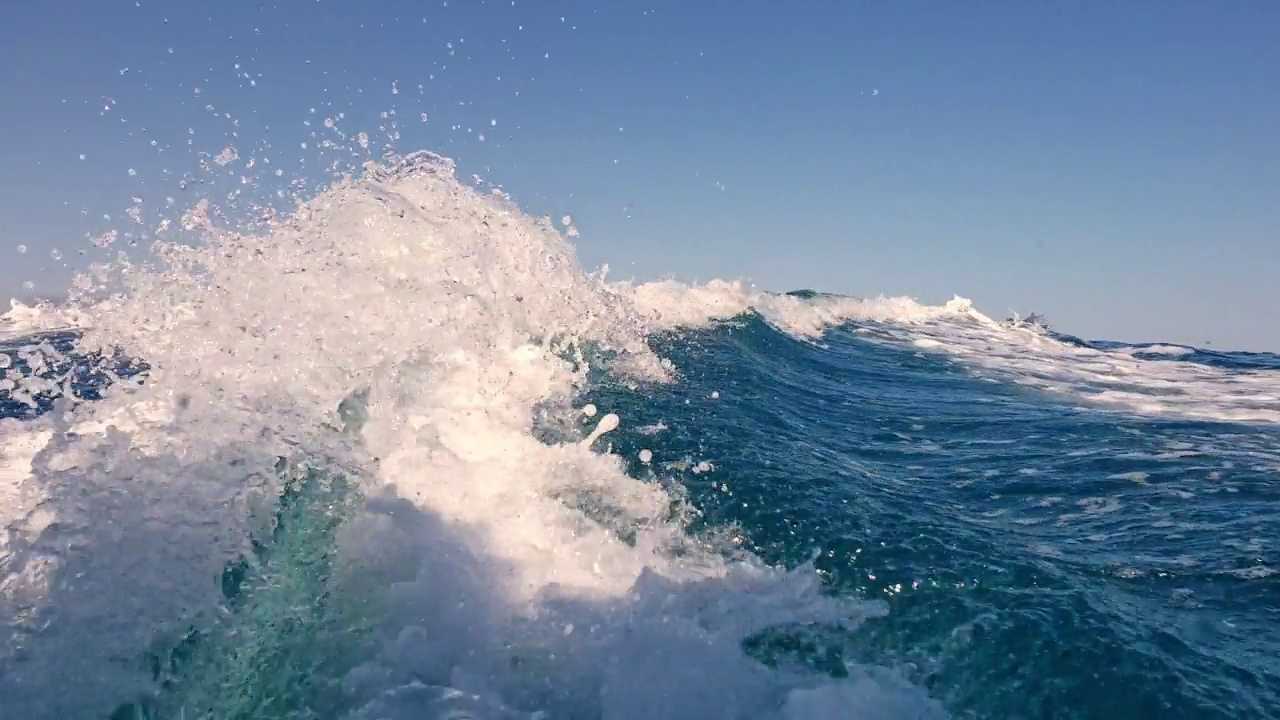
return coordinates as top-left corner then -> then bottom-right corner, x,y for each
1,151 -> 945,718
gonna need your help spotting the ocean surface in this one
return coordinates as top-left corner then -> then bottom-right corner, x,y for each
1,152 -> 1277,719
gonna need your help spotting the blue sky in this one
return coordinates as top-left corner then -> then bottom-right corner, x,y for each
1,1 -> 1277,349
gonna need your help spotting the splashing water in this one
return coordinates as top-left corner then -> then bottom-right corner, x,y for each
0,151 -> 953,718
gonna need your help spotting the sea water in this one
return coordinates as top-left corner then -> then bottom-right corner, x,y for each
1,152 -> 1276,719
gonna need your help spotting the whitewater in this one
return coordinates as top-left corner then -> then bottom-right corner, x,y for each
1,151 -> 1277,719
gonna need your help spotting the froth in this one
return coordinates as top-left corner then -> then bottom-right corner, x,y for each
63,151 -> 656,425
617,278 -> 1280,424
0,301 -> 61,342
899,321 -> 1280,424
621,279 -> 977,338
1,151 -> 945,718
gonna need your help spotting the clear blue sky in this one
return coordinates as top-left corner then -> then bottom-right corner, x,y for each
1,1 -> 1277,350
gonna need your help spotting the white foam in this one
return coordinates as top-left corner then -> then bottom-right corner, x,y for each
615,278 -> 1280,424
1,413 -> 269,714
0,300 -> 64,343
1120,344 -> 1195,358
892,320 -> 1280,424
620,279 -> 976,338
0,151 -> 943,718
0,421 -> 56,625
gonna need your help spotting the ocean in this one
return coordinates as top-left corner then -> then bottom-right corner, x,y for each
1,151 -> 1277,719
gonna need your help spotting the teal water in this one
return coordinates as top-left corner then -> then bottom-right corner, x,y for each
593,317 -> 1280,719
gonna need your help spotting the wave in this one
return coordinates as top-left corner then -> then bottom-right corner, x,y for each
0,151 -> 947,718
612,279 -> 1280,425
3,148 -> 1277,717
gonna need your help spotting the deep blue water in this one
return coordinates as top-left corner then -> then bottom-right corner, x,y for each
596,317 -> 1280,718
2,313 -> 1278,719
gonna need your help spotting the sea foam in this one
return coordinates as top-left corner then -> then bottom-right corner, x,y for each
0,152 -> 947,718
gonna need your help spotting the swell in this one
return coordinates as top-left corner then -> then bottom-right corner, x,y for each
587,315 -> 1280,718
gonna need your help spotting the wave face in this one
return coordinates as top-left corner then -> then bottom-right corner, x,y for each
2,152 -> 1279,719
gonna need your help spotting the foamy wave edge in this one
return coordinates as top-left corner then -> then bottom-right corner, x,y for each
0,151 -> 948,719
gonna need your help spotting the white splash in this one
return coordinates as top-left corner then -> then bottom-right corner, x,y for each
1,151 -> 945,719
0,300 -> 61,341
